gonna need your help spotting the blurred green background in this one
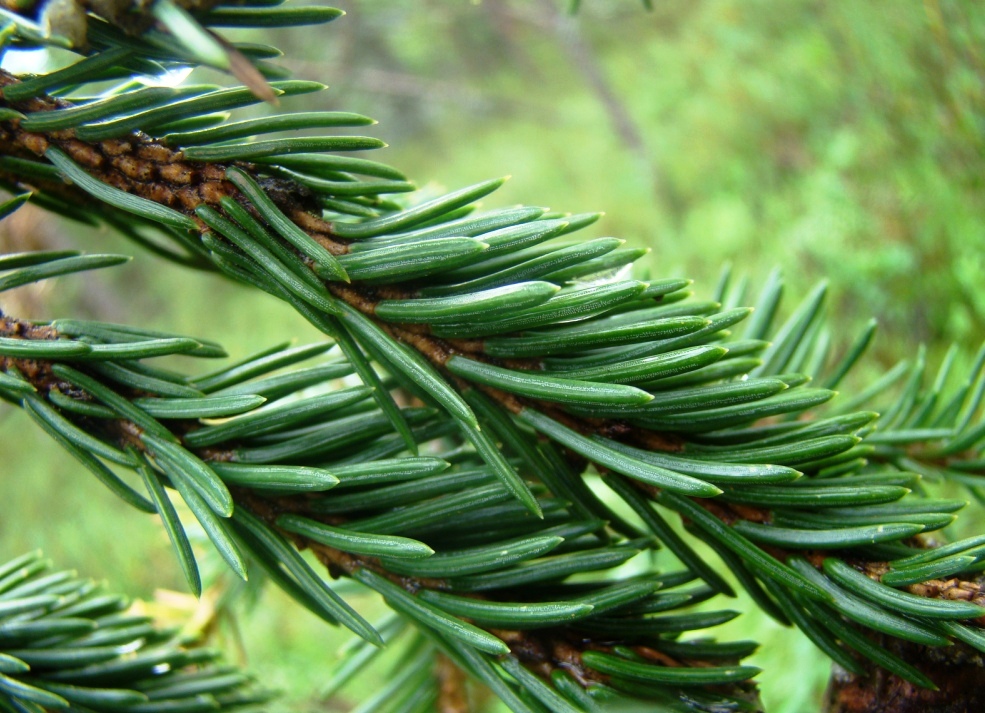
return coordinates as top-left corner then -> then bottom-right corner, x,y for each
1,1 -> 984,710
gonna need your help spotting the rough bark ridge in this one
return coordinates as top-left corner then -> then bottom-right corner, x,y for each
825,637 -> 985,713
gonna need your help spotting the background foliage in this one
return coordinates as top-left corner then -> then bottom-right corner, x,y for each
1,1 -> 983,710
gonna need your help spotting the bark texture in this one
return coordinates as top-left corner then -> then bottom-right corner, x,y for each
825,638 -> 985,713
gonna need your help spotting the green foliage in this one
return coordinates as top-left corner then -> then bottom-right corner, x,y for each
0,2 -> 983,712
0,550 -> 273,713
325,0 -> 984,358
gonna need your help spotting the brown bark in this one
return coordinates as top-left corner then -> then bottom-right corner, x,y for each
825,638 -> 985,713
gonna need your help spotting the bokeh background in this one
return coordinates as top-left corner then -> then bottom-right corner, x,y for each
1,1 -> 984,710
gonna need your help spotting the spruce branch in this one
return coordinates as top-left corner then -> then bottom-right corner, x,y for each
0,550 -> 276,713
0,289 -> 764,709
1,3 -> 984,710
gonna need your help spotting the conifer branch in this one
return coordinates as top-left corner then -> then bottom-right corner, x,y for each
0,300 -> 765,709
1,3 -> 984,710
0,550 -> 275,713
